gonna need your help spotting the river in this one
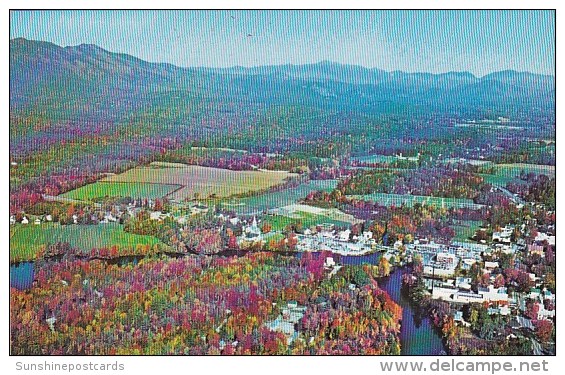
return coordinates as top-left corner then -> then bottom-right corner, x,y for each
297,251 -> 447,355
379,268 -> 446,355
10,262 -> 34,290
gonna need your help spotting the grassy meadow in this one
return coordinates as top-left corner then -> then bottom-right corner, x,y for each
9,223 -> 160,262
478,163 -> 555,187
347,192 -> 483,209
62,181 -> 181,201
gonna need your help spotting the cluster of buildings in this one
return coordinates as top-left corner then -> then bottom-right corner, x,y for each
403,239 -> 487,278
295,225 -> 376,255
10,215 -> 52,225
10,198 -> 212,228
402,223 -> 555,334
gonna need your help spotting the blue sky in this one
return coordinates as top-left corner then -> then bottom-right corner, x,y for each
10,10 -> 555,76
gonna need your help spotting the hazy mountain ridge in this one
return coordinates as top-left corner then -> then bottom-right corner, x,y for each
10,38 -> 555,120
198,59 -> 553,88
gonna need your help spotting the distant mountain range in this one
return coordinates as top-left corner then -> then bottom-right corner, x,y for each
199,60 -> 553,91
10,38 -> 555,120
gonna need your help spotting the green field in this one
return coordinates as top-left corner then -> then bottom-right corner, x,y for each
451,220 -> 483,241
264,212 -> 351,232
9,223 -> 161,262
478,173 -> 517,186
61,162 -> 296,202
479,163 -> 554,187
62,181 -> 181,201
493,163 -> 555,177
347,192 -> 483,209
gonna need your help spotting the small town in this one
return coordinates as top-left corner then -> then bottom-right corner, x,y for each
10,186 -> 556,355
10,10 -> 555,358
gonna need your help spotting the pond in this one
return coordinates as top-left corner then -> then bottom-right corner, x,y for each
10,262 -> 34,290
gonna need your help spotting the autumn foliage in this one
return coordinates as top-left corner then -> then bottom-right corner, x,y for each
11,252 -> 402,355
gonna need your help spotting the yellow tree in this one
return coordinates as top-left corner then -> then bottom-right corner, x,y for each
378,256 -> 391,277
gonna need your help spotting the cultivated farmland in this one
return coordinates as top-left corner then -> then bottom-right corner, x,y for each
62,182 -> 181,201
98,162 -> 296,200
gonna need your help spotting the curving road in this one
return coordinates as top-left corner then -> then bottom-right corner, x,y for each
493,186 -> 526,205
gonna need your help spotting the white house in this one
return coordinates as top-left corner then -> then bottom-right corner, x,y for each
150,211 -> 170,221
529,288 -> 541,300
104,213 -> 118,222
488,305 -> 510,316
543,289 -> 555,301
453,291 -> 485,303
324,257 -> 336,268
492,226 -> 513,243
484,261 -> 499,271
477,285 -> 508,302
424,265 -> 456,277
537,301 -> 555,320
191,204 -> 209,215
393,240 -> 404,250
21,216 -> 29,225
455,277 -> 472,290
461,258 -> 477,270
451,285 -> 508,304
535,232 -> 555,246
338,229 -> 351,242
527,244 -> 545,256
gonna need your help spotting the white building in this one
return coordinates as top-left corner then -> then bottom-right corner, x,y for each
488,305 -> 511,316
535,232 -> 555,246
338,229 -> 351,242
492,225 -> 514,243
477,285 -> 508,302
239,217 -> 263,245
484,261 -> 499,271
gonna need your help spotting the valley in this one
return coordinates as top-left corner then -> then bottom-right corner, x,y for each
9,22 -> 556,357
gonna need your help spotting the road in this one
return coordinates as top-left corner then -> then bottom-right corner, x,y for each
493,186 -> 526,205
